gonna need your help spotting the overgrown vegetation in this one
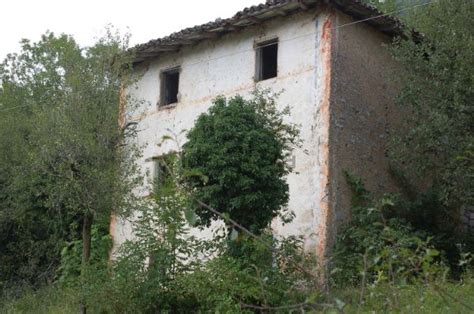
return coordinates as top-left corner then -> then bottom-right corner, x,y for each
3,177 -> 474,312
1,0 -> 473,312
333,172 -> 473,287
389,0 -> 474,213
50,140 -> 320,313
182,91 -> 299,235
0,30 -> 142,308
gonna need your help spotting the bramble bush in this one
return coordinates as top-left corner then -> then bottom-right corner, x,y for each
332,172 -> 473,288
75,154 -> 321,313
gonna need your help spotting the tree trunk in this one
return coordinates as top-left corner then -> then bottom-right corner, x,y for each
80,213 -> 93,314
82,213 -> 93,266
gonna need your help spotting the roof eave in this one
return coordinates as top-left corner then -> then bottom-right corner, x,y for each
130,0 -> 406,64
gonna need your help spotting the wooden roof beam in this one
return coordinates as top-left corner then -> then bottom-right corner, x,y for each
247,16 -> 262,24
274,9 -> 288,16
190,31 -> 220,39
298,0 -> 309,10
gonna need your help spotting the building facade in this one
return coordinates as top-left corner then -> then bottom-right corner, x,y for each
111,0 -> 405,258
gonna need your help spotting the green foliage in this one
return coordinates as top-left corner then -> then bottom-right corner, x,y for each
332,172 -> 447,286
87,233 -> 320,313
0,197 -> 70,294
2,165 -> 471,313
55,158 -> 321,313
4,276 -> 474,313
182,90 -> 299,234
389,0 -> 474,210
0,30 -> 141,293
77,162 -> 203,313
177,235 -> 320,312
57,223 -> 111,285
384,184 -> 474,275
333,278 -> 474,313
0,285 -> 80,314
0,34 -> 82,292
152,153 -> 178,198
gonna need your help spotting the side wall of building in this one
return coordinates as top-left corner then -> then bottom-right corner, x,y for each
326,10 -> 403,251
112,10 -> 336,255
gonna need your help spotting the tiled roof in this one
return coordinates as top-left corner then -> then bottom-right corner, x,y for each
132,0 -> 404,63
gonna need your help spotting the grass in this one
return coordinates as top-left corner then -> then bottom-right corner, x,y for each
2,277 -> 473,313
0,286 -> 79,314
336,278 -> 474,313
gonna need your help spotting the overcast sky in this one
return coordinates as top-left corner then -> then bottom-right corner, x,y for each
0,0 -> 263,61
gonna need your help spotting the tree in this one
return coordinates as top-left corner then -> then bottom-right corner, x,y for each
182,91 -> 299,235
0,31 -> 141,305
389,0 -> 473,217
0,34 -> 84,292
362,0 -> 400,12
361,1 -> 433,21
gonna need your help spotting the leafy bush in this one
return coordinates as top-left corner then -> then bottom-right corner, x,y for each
182,90 -> 299,235
57,222 -> 111,285
0,285 -> 80,314
332,173 -> 447,286
177,235 -> 321,312
333,277 -> 474,313
384,180 -> 474,276
79,178 -> 202,312
74,154 -> 322,313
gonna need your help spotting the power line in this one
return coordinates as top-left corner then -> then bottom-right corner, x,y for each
174,0 -> 436,70
335,0 -> 436,30
0,0 -> 437,114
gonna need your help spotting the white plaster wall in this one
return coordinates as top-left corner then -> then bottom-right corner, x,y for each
113,11 -> 332,254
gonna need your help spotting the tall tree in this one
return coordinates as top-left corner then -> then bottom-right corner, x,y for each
0,31 -> 141,300
389,0 -> 473,224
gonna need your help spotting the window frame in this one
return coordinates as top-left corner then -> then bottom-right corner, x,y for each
159,66 -> 181,108
151,153 -> 177,197
255,38 -> 279,82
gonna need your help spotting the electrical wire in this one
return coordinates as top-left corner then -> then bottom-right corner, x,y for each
0,0 -> 437,114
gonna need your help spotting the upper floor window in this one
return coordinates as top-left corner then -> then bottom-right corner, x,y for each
255,38 -> 278,81
160,67 -> 180,106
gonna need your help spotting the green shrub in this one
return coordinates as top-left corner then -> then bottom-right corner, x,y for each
330,276 -> 474,313
332,173 -> 447,286
75,154 -> 322,313
57,221 -> 111,285
182,90 -> 299,235
177,235 -> 320,312
0,285 -> 79,314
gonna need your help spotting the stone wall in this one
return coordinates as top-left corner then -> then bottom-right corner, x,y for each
112,10 -> 335,256
325,9 -> 404,254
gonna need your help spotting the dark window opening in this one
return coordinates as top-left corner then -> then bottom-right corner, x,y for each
256,39 -> 278,81
160,67 -> 180,106
153,153 -> 176,197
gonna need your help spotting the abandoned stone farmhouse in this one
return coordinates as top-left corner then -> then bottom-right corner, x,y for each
111,0 -> 408,258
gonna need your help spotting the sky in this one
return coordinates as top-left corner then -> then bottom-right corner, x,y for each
0,0 -> 263,61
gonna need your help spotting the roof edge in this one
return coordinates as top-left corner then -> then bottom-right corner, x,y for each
130,0 -> 406,63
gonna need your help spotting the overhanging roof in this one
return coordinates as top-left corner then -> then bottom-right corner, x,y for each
131,0 -> 404,63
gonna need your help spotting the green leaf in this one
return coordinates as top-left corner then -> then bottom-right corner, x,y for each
230,228 -> 239,241
185,209 -> 197,226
